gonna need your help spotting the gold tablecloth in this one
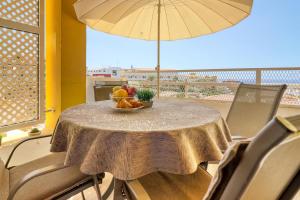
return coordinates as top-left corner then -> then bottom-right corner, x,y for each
51,99 -> 231,180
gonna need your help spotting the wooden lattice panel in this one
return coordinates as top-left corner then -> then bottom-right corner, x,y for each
0,0 -> 39,26
0,27 -> 39,127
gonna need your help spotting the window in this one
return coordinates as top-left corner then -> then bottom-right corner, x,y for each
0,0 -> 44,130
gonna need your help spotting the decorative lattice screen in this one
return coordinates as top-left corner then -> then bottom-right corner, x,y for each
0,0 -> 39,26
0,0 -> 43,129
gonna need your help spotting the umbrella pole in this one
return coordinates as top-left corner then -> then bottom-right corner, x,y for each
157,0 -> 161,98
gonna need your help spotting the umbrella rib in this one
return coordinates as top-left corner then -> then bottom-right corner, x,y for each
189,0 -> 234,25
169,0 -> 193,37
128,6 -> 147,37
77,0 -> 110,18
181,0 -> 214,33
163,0 -> 171,40
90,0 -> 146,30
103,0 -> 147,26
107,0 -> 147,32
215,0 -> 250,14
90,0 -> 133,28
148,3 -> 156,40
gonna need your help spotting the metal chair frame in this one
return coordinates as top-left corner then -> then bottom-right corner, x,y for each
3,134 -> 114,200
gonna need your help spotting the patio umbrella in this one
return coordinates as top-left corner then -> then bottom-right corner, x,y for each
74,0 -> 253,97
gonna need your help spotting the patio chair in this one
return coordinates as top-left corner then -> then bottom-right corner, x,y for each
0,135 -> 112,200
121,115 -> 300,200
94,85 -> 114,101
226,83 -> 287,139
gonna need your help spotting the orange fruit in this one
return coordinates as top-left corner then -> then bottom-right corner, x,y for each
113,89 -> 128,98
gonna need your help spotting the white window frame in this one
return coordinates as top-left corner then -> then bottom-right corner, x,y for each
0,0 -> 45,131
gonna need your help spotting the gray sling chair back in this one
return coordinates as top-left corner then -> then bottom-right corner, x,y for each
94,85 -> 114,101
0,134 -> 114,200
121,115 -> 300,200
226,83 -> 287,139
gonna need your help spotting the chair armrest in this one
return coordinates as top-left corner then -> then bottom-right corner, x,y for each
231,135 -> 248,140
125,180 -> 151,200
5,134 -> 53,168
7,163 -> 68,200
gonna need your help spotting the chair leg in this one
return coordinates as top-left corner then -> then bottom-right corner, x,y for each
93,175 -> 102,200
102,178 -> 115,200
200,162 -> 208,170
81,191 -> 86,200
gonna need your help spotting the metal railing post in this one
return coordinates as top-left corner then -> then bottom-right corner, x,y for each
184,81 -> 189,98
256,69 -> 262,85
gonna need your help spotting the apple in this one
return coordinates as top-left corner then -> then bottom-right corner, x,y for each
122,84 -> 129,92
127,87 -> 137,97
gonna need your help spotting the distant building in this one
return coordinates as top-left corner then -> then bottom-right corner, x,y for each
87,67 -> 160,81
122,67 -> 177,81
87,67 -> 123,78
87,66 -> 217,82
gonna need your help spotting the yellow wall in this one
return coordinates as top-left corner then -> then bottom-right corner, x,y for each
61,0 -> 86,111
45,0 -> 86,131
45,0 -> 61,132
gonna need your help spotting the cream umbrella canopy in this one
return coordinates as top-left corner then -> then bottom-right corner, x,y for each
74,0 -> 253,97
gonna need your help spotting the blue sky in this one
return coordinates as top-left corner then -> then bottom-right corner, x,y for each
87,0 -> 300,70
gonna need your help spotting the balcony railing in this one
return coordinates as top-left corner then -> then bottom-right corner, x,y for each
123,67 -> 300,106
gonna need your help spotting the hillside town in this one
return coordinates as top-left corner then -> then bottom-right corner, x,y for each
87,66 -> 300,106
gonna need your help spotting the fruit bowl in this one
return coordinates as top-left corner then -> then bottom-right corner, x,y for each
110,104 -> 144,112
110,85 -> 144,111
109,96 -> 144,112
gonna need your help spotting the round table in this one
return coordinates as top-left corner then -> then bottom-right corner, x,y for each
51,99 -> 231,180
